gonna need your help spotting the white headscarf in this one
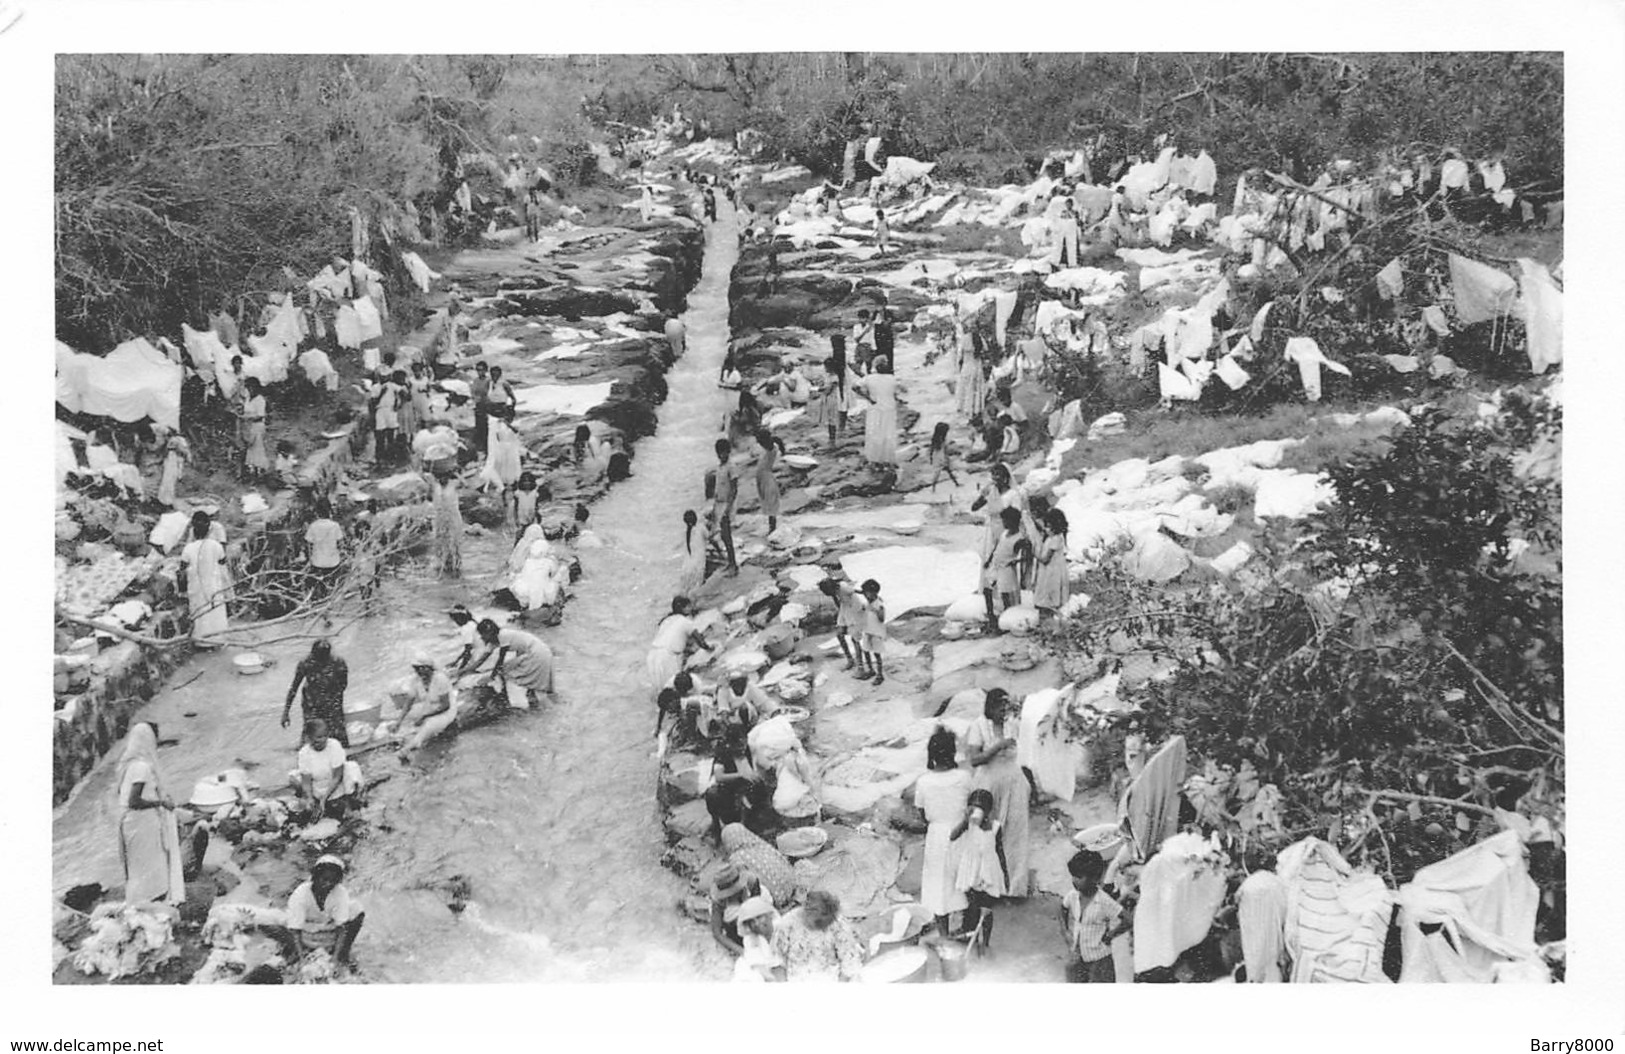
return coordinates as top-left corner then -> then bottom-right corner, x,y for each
116,721 -> 163,810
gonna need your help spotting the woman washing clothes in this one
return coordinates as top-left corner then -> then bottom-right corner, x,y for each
470,618 -> 555,709
770,890 -> 865,983
646,596 -> 708,703
731,896 -> 783,982
708,862 -> 762,955
705,729 -> 771,841
912,727 -> 971,935
720,823 -> 798,910
964,688 -> 1032,899
284,856 -> 364,970
115,722 -> 185,907
296,718 -> 362,820
393,653 -> 460,758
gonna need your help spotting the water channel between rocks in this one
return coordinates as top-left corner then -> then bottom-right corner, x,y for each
53,208 -> 742,983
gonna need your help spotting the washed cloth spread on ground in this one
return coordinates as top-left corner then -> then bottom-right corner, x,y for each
1396,829 -> 1540,983
1275,837 -> 1393,983
1133,832 -> 1228,972
57,338 -> 182,431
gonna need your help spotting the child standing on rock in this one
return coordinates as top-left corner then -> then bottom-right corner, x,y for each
857,579 -> 887,684
927,421 -> 960,492
818,576 -> 869,674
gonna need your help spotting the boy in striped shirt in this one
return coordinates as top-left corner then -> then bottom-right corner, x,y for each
1061,849 -> 1130,983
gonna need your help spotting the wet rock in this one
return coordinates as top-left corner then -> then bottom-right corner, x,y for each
500,287 -> 642,319
665,799 -> 714,842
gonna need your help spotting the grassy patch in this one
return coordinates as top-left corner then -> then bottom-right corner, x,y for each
931,223 -> 1026,257
1058,397 -> 1406,480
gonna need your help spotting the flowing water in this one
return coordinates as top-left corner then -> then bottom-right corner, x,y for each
53,208 -> 741,982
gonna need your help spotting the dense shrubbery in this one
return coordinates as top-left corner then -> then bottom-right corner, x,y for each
55,55 -> 609,350
647,53 -> 1562,194
1054,388 -> 1562,882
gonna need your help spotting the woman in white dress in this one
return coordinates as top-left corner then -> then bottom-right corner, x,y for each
678,509 -> 709,596
911,727 -> 971,934
954,322 -> 986,420
853,354 -> 899,465
240,378 -> 270,478
480,407 -> 523,494
156,434 -> 190,507
180,511 -> 230,647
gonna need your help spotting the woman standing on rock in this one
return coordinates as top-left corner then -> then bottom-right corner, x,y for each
181,511 -> 230,647
964,688 -> 1031,899
852,354 -> 899,466
985,506 -> 1025,614
430,470 -> 463,578
479,406 -> 523,495
812,356 -> 848,451
115,721 -> 185,907
678,509 -> 709,596
753,427 -> 786,535
954,321 -> 985,420
1033,508 -> 1071,623
239,377 -> 270,480
913,727 -> 971,934
157,433 -> 190,507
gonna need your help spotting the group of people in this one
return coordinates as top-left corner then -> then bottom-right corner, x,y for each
973,463 -> 1072,626
113,719 -> 366,975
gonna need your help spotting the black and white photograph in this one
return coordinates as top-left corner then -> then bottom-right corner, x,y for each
9,5 -> 1625,1051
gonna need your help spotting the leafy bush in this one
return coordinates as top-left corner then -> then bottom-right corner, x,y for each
1055,387 -> 1562,881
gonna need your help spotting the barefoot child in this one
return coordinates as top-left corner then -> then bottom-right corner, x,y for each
858,578 -> 887,684
951,788 -> 1006,950
927,421 -> 960,491
818,576 -> 868,673
1061,849 -> 1129,983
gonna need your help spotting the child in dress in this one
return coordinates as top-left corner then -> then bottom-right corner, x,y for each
817,576 -> 869,674
951,788 -> 1006,950
510,471 -> 544,533
857,579 -> 887,684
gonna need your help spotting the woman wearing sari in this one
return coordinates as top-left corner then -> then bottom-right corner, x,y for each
116,722 -> 185,906
181,512 -> 230,647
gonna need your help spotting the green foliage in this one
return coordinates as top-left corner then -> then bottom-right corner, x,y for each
55,55 -> 615,350
656,53 -> 1562,192
1055,388 -> 1562,880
